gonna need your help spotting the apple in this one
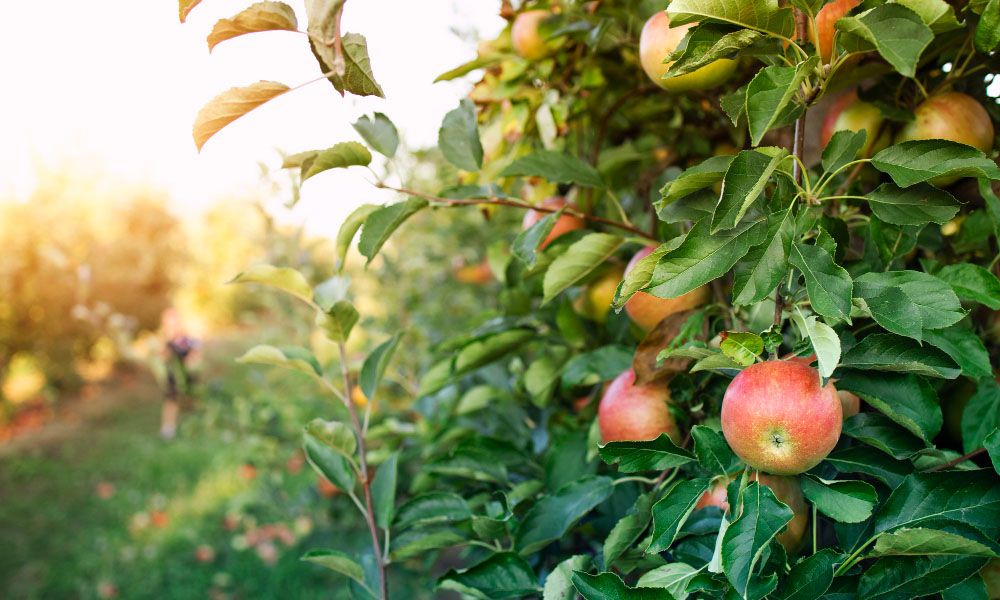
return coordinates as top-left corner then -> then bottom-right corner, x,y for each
639,11 -> 736,92
575,264 -> 626,323
318,476 -> 340,498
453,259 -> 493,284
512,10 -> 552,60
721,360 -> 842,475
812,0 -> 860,64
624,246 -> 711,332
598,369 -> 680,443
785,354 -> 861,420
897,92 -> 995,185
195,544 -> 216,563
696,472 -> 808,551
239,463 -> 257,480
820,91 -> 889,156
980,559 -> 1000,599
522,197 -> 586,248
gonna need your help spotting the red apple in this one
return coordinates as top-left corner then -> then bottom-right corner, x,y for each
897,92 -> 995,185
598,369 -> 679,443
624,246 -> 711,332
812,0 -> 860,64
785,354 -> 861,420
195,544 -> 216,563
453,259 -> 493,285
318,476 -> 340,498
696,472 -> 808,551
575,264 -> 626,323
521,197 -> 586,248
511,10 -> 552,60
721,360 -> 842,475
820,91 -> 889,156
639,11 -> 736,92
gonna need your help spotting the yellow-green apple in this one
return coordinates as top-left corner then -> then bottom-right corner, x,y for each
721,360 -> 842,475
639,11 -> 736,92
820,91 -> 889,156
812,0 -> 860,64
598,369 -> 679,443
575,264 -> 626,323
624,246 -> 711,332
897,92 -> 995,185
511,10 -> 552,60
696,472 -> 808,551
522,197 -> 586,248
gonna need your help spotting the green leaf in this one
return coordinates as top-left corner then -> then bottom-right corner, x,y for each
236,344 -> 321,377
571,572 -> 666,600
824,446 -> 913,489
691,425 -> 741,476
659,155 -> 733,206
418,328 -> 536,396
962,378 -> 1000,453
501,151 -> 605,188
636,563 -> 699,599
924,327 -> 992,380
394,492 -> 472,529
302,141 -> 372,180
771,548 -> 842,600
358,197 -> 429,264
303,431 -> 356,492
713,148 -> 787,232
854,270 -> 965,341
360,333 -> 402,400
665,25 -> 762,79
721,482 -> 794,598
894,0 -> 962,33
603,494 -> 654,568
790,311 -> 841,379
841,412 -> 927,459
835,4 -> 933,77
837,370 -> 942,442
370,452 -> 397,529
514,476 -> 614,554
871,140 -> 1000,187
391,527 -> 465,560
976,0 -> 1000,52
800,475 -> 878,523
867,183 -> 961,226
438,99 -> 483,171
934,263 -> 1000,310
542,233 -> 624,304
513,208 -> 563,266
986,429 -> 1000,477
352,112 -> 399,158
207,2 -> 298,52
613,244 -> 670,309
434,55 -> 497,82
304,418 -> 357,458
301,549 -> 369,591
307,25 -> 384,98
871,528 -> 998,557
667,0 -> 795,39
822,130 -> 869,175
719,332 -> 763,366
543,555 -> 592,600
857,555 -> 989,600
840,333 -> 961,379
647,218 -> 766,298
732,207 -> 794,306
599,434 -> 695,473
560,345 -> 635,388
439,553 -> 539,599
647,478 -> 711,553
335,204 -> 378,271
789,242 -> 854,322
875,471 -> 1000,537
230,264 -> 314,305
745,62 -> 814,146
316,300 -> 359,343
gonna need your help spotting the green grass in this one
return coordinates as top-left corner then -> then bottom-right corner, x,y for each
0,340 -> 434,599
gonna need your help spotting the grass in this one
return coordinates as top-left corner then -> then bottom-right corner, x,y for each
0,335 -> 436,599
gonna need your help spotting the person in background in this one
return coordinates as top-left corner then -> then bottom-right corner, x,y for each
158,308 -> 200,440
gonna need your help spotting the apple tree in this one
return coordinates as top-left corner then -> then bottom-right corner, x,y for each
183,0 -> 1000,598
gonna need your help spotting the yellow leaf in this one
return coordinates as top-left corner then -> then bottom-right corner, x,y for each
193,81 -> 290,151
179,0 -> 202,23
207,2 -> 298,52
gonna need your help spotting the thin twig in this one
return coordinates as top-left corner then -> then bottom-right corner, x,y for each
924,447 -> 987,472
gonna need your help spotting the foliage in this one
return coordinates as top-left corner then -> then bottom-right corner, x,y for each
184,0 -> 1000,598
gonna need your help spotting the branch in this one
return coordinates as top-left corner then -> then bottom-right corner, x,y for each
374,183 -> 658,241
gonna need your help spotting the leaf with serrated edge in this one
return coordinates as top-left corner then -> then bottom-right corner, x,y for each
543,233 -> 624,304
193,81 -> 290,151
230,264 -> 313,305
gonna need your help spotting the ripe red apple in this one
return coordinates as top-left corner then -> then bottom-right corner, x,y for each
317,476 -> 340,498
575,264 -> 626,323
238,463 -> 257,480
521,197 -> 586,248
195,544 -> 216,563
624,246 -> 711,332
696,472 -> 808,551
785,354 -> 861,420
511,10 -> 552,60
453,259 -> 493,285
812,0 -> 860,64
598,369 -> 679,443
897,92 -> 995,185
721,360 -> 842,475
820,91 -> 889,156
639,11 -> 736,92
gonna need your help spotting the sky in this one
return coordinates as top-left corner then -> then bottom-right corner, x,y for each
0,1 -> 504,235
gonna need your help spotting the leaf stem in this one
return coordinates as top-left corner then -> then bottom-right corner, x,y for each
923,447 -> 987,472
